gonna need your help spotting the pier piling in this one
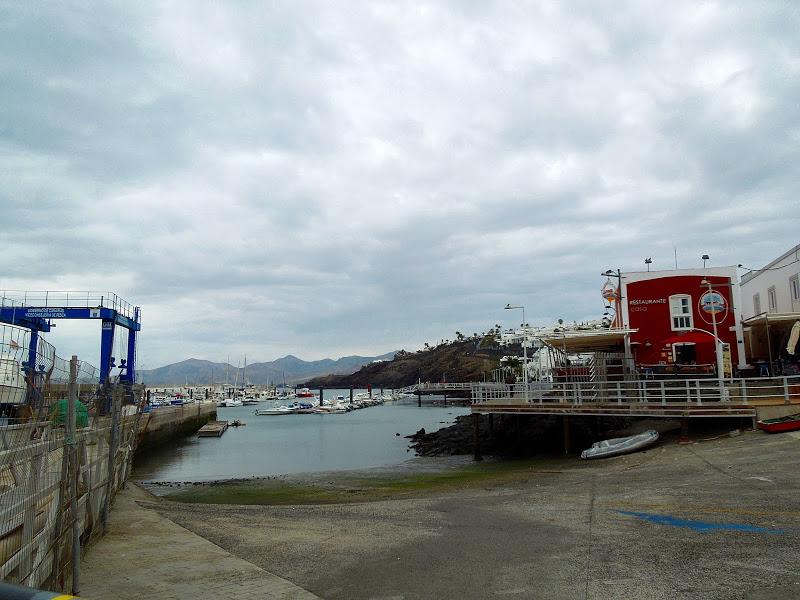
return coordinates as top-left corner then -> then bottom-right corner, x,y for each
473,413 -> 483,461
350,386 -> 354,404
319,388 -> 324,407
679,417 -> 690,444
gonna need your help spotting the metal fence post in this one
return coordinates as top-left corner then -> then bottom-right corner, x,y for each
784,377 -> 790,405
102,390 -> 121,533
67,356 -> 80,595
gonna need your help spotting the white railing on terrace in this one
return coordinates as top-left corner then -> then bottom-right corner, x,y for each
471,375 -> 800,406
0,290 -> 139,322
418,382 -> 474,390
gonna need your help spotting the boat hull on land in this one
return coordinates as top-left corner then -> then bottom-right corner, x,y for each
757,413 -> 800,433
581,430 -> 659,459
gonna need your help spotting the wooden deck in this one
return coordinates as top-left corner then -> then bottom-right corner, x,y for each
471,401 -> 757,418
197,420 -> 229,437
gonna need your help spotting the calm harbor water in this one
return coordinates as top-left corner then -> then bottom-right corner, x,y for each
133,393 -> 469,482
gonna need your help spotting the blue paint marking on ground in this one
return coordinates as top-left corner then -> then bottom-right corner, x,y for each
616,510 -> 785,534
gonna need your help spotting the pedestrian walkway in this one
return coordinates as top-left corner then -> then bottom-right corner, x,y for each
80,484 -> 320,600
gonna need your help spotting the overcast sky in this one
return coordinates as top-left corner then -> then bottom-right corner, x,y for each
1,1 -> 798,369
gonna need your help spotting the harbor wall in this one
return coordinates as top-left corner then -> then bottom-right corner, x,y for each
137,402 -> 217,451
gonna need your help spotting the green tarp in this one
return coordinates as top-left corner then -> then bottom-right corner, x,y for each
49,398 -> 89,427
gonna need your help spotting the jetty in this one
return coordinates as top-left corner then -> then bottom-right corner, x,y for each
197,420 -> 228,437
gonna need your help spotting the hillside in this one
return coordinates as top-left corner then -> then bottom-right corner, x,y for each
139,352 -> 396,386
304,338 -> 518,388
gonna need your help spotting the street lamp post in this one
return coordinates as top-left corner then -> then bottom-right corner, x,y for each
504,304 -> 528,402
700,279 -> 726,401
603,268 -> 632,373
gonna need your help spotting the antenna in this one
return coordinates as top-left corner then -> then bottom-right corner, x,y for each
673,246 -> 678,270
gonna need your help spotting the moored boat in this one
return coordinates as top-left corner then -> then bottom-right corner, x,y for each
254,404 -> 300,416
581,430 -> 659,459
757,413 -> 800,434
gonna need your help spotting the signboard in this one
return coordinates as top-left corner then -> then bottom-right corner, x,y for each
699,290 -> 729,325
722,343 -> 732,378
699,291 -> 726,314
23,307 -> 67,319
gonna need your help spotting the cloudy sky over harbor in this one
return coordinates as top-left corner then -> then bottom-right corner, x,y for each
1,1 -> 798,368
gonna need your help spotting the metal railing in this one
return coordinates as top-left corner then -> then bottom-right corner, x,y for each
416,382 -> 474,391
0,291 -> 139,322
471,375 -> 800,406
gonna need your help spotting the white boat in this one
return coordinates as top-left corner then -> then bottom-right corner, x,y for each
581,430 -> 659,459
220,398 -> 243,407
254,404 -> 300,416
315,401 -> 349,414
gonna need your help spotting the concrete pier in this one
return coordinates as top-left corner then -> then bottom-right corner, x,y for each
137,402 -> 217,451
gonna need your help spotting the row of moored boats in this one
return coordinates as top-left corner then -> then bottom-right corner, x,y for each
254,392 -> 388,416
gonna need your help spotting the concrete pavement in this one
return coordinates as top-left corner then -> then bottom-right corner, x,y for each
155,430 -> 800,600
80,483 -> 320,600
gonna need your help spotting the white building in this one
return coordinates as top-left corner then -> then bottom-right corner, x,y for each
740,243 -> 800,376
741,243 -> 800,318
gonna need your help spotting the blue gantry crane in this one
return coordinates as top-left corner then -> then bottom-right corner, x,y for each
0,291 -> 141,384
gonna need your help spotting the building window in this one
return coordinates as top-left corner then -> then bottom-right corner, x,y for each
753,293 -> 761,315
791,275 -> 800,303
767,286 -> 777,313
669,294 -> 693,330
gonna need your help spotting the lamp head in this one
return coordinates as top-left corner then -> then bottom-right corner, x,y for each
504,304 -> 512,310
701,254 -> 710,260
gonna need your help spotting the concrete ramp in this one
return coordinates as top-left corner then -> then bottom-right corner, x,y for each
81,484 -> 320,600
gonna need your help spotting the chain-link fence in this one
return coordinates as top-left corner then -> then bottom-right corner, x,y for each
0,323 -> 144,594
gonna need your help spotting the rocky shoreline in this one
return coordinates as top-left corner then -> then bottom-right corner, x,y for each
405,413 -> 669,457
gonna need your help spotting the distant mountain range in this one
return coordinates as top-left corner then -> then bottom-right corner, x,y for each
138,352 -> 397,386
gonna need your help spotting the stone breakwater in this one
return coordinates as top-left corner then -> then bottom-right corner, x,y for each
137,402 -> 217,451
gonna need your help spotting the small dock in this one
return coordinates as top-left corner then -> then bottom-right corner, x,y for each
197,420 -> 229,437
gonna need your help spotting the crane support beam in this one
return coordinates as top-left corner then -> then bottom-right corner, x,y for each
0,306 -> 139,331
0,295 -> 141,385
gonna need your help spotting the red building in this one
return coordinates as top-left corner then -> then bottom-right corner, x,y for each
618,267 -> 746,374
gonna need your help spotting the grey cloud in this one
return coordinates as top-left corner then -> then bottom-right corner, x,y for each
1,1 -> 797,366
